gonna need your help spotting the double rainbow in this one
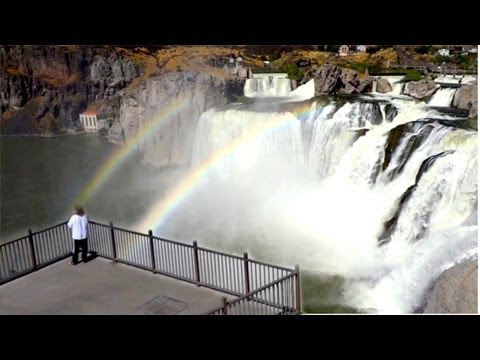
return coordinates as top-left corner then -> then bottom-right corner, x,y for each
72,95 -> 189,207
135,101 -> 316,234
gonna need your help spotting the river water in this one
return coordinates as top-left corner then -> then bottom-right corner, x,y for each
0,134 -> 181,242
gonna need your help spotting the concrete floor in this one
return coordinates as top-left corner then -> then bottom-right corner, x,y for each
0,257 -> 235,315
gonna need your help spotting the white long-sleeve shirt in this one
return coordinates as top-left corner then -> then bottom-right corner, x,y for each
67,214 -> 89,240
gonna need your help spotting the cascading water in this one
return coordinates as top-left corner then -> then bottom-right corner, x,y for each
428,88 -> 457,107
244,75 -> 315,100
434,75 -> 462,84
244,74 -> 292,97
460,75 -> 477,84
152,92 -> 477,314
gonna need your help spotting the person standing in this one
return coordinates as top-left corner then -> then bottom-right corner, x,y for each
68,204 -> 89,265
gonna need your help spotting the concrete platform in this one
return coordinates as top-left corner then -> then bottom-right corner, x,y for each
0,257 -> 235,315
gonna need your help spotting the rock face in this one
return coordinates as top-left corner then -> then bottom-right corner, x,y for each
376,78 -> 393,93
108,71 -> 244,168
300,64 -> 373,95
0,45 -> 141,134
453,80 -> 477,118
403,80 -> 439,100
423,260 -> 478,314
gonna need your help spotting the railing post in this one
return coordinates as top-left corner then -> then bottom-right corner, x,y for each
109,221 -> 117,262
193,241 -> 201,286
222,297 -> 228,315
149,230 -> 156,273
243,252 -> 250,294
295,264 -> 302,314
28,229 -> 37,270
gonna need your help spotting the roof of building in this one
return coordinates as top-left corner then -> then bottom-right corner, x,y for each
81,110 -> 97,116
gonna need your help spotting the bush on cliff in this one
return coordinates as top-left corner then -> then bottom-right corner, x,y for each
283,62 -> 305,82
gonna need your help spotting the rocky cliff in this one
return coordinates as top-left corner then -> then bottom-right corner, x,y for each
0,45 -> 141,134
453,80 -> 478,118
300,64 -> 373,95
1,45 -> 250,138
108,71 -> 244,168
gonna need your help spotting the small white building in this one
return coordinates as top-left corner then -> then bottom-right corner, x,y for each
79,110 -> 99,132
338,45 -> 350,56
356,45 -> 367,52
438,48 -> 450,57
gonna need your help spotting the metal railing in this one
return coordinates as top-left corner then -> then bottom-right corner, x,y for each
1,220 -> 301,314
0,222 -> 72,283
207,270 -> 301,315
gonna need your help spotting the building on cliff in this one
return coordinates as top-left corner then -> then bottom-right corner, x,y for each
224,55 -> 252,79
438,48 -> 451,57
338,45 -> 350,57
356,45 -> 367,53
79,110 -> 109,132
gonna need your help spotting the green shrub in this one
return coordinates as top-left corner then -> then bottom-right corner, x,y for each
283,62 -> 304,81
434,55 -> 451,64
404,70 -> 423,81
347,62 -> 381,74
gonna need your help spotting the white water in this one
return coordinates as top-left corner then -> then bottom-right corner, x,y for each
434,75 -> 461,84
428,88 -> 457,107
460,75 -> 477,84
434,75 -> 477,84
244,74 -> 292,98
244,74 -> 315,100
308,102 -> 382,178
154,96 -> 477,314
391,83 -> 405,96
290,79 -> 315,100
383,76 -> 405,96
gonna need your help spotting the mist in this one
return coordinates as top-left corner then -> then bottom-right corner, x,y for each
139,93 -> 477,313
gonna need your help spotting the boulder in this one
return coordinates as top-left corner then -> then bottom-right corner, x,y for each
404,80 -> 439,100
424,260 -> 478,314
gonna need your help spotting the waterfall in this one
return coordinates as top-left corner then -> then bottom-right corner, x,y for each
307,101 -> 384,179
290,79 -> 315,100
460,75 -> 477,84
154,95 -> 477,314
244,74 -> 292,97
434,75 -> 461,84
192,108 -> 305,174
391,82 -> 405,96
345,129 -> 477,313
428,88 -> 457,107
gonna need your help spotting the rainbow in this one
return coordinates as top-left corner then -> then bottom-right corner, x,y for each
72,95 -> 189,208
136,101 -> 316,234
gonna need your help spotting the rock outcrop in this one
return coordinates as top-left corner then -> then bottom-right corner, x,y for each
403,79 -> 439,100
376,78 -> 393,93
300,64 -> 373,95
0,45 -> 141,134
453,80 -> 477,118
423,260 -> 478,314
108,71 -> 244,168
